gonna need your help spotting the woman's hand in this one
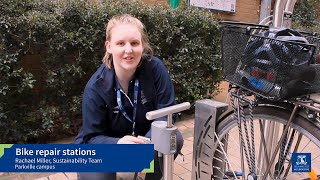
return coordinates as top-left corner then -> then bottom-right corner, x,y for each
117,135 -> 146,144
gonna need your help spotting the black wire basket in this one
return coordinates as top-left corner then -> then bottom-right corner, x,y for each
221,21 -> 320,100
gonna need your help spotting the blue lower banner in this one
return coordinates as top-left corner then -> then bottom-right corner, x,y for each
0,144 -> 154,172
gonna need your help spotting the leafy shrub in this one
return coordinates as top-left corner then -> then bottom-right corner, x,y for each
0,0 -> 221,143
292,0 -> 320,33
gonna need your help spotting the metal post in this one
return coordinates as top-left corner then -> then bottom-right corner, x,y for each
163,114 -> 174,180
163,153 -> 174,180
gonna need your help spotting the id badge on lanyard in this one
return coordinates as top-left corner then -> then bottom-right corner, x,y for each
116,79 -> 139,136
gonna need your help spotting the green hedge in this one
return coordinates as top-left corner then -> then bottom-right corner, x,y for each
0,0 -> 222,143
292,0 -> 320,33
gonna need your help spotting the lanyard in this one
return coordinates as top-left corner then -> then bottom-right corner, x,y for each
116,79 -> 139,136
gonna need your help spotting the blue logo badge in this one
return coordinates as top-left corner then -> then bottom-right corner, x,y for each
292,153 -> 311,172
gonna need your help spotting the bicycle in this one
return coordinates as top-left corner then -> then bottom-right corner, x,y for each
194,21 -> 320,180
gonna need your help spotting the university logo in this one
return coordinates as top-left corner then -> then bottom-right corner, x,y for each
296,155 -> 307,166
292,153 -> 311,172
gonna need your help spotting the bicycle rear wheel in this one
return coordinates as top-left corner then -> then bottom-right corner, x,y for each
195,106 -> 320,180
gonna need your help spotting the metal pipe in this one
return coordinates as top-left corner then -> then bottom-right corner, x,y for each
163,155 -> 174,180
146,102 -> 191,120
282,0 -> 298,27
259,15 -> 273,25
285,0 -> 297,12
167,114 -> 173,128
273,0 -> 288,27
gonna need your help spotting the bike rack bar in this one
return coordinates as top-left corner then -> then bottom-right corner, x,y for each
283,0 -> 297,28
229,91 -> 256,105
295,100 -> 320,113
191,99 -> 229,180
284,0 -> 297,12
273,0 -> 288,27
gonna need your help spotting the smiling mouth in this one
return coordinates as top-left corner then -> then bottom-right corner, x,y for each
124,57 -> 134,61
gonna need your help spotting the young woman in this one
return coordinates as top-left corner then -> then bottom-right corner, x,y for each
74,14 -> 184,180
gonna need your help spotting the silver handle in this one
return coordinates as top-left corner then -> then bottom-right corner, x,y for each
146,102 -> 191,120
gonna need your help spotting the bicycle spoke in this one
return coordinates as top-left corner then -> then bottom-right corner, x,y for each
300,139 -> 312,152
311,154 -> 320,162
262,104 -> 299,180
283,131 -> 302,178
213,161 -> 236,180
214,132 -> 238,179
240,142 -> 246,180
223,131 -> 246,178
258,119 -> 271,178
275,127 -> 296,178
248,102 -> 257,172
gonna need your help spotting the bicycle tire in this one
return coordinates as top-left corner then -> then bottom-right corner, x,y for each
194,106 -> 320,180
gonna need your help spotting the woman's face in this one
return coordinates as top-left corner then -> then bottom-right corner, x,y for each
105,24 -> 144,73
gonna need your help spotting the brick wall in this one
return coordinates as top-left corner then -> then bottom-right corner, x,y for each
142,0 -> 167,5
142,0 -> 261,23
218,0 -> 260,23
